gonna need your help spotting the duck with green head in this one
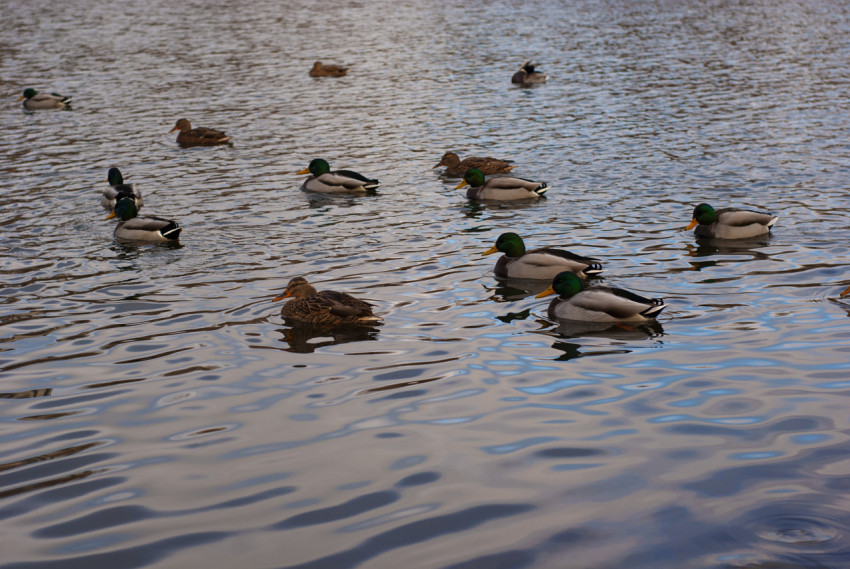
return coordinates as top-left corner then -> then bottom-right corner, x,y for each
536,271 -> 666,322
101,167 -> 143,213
297,158 -> 379,193
18,88 -> 72,110
274,276 -> 381,327
106,196 -> 181,242
686,203 -> 777,239
456,168 -> 548,200
483,232 -> 602,280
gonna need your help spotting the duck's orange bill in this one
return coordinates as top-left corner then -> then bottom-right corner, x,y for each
685,218 -> 698,230
454,180 -> 469,190
105,211 -> 116,220
296,168 -> 310,175
17,95 -> 26,101
273,292 -> 293,301
840,285 -> 850,298
168,126 -> 179,133
535,286 -> 555,298
482,245 -> 499,256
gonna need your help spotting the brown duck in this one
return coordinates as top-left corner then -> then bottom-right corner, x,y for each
434,151 -> 515,178
169,118 -> 231,147
274,277 -> 381,326
309,61 -> 349,77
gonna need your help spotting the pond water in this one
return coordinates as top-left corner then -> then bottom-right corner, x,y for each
2,1 -> 850,567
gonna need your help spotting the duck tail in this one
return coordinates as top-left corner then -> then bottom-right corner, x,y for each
584,263 -> 603,275
534,183 -> 550,196
364,180 -> 380,191
160,222 -> 182,241
640,300 -> 666,319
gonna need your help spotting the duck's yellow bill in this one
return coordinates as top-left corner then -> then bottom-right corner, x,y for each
535,286 -> 555,298
296,168 -> 310,175
454,180 -> 469,190
17,95 -> 26,101
482,245 -> 499,256
105,211 -> 116,220
840,285 -> 850,298
168,126 -> 179,133
685,218 -> 698,231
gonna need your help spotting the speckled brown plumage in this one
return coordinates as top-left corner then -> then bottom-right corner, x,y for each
434,152 -> 515,178
169,118 -> 231,147
309,61 -> 348,77
274,277 -> 380,327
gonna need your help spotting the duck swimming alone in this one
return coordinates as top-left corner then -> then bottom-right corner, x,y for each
169,118 -> 231,147
536,271 -> 666,322
434,152 -> 515,178
18,88 -> 72,110
686,203 -> 778,239
297,158 -> 380,193
101,167 -> 143,213
483,232 -> 603,280
106,196 -> 181,242
456,168 -> 548,200
511,60 -> 548,85
274,276 -> 381,326
309,61 -> 349,77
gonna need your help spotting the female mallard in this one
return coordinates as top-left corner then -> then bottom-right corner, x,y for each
511,60 -> 548,85
686,203 -> 778,239
101,167 -> 143,213
169,118 -> 231,147
483,232 -> 602,280
435,152 -> 515,178
536,272 -> 666,322
106,197 -> 181,242
309,61 -> 349,77
274,276 -> 381,326
18,88 -> 72,110
297,158 -> 379,193
456,168 -> 549,200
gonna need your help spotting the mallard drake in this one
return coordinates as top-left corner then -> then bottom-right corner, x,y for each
169,118 -> 231,147
106,196 -> 181,242
511,60 -> 548,85
686,203 -> 778,239
309,61 -> 349,77
274,276 -> 381,326
18,88 -> 72,110
536,272 -> 666,322
483,232 -> 602,280
101,167 -> 143,213
297,158 -> 379,193
456,168 -> 548,200
434,152 -> 515,178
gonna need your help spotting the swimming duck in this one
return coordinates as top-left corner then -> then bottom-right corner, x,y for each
106,197 -> 181,242
435,152 -> 515,178
101,167 -> 143,213
297,158 -> 379,193
274,276 -> 381,326
483,232 -> 603,280
536,272 -> 666,322
18,88 -> 72,110
686,203 -> 778,239
511,60 -> 548,85
456,168 -> 549,200
309,61 -> 349,77
169,118 -> 231,147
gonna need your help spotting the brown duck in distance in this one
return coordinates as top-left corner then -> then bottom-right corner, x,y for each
274,277 -> 381,327
309,61 -> 349,77
169,118 -> 231,147
435,151 -> 515,178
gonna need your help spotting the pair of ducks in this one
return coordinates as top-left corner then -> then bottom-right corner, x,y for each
278,205 -> 783,327
295,152 -> 549,200
101,168 -> 181,242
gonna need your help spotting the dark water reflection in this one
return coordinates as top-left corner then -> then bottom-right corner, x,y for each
3,0 -> 850,567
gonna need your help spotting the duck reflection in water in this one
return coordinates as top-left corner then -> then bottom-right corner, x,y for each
548,321 -> 665,361
277,324 -> 379,354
